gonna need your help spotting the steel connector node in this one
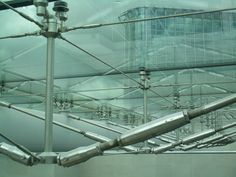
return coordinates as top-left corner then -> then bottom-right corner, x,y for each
38,152 -> 57,164
53,1 -> 69,22
139,67 -> 150,90
33,0 -> 48,17
42,16 -> 59,38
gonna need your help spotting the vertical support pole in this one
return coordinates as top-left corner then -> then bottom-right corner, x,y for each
44,37 -> 55,152
139,68 -> 150,148
143,83 -> 148,147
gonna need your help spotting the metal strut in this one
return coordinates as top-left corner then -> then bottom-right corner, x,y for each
139,68 -> 150,148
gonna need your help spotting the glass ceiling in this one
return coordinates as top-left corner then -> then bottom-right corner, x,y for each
0,0 -> 236,149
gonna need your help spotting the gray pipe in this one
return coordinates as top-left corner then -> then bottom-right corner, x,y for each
57,94 -> 236,166
107,120 -> 176,143
117,111 -> 189,146
0,101 -> 138,152
44,37 -> 55,152
183,130 -> 236,150
211,133 -> 236,145
0,142 -> 33,166
157,121 -> 236,152
151,129 -> 215,153
188,94 -> 236,119
69,114 -> 159,146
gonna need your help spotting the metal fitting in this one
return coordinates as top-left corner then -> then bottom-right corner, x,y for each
33,0 -> 48,17
53,1 -> 69,22
42,16 -> 59,37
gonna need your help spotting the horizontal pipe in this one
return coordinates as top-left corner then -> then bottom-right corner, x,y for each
0,142 -> 33,166
66,7 -> 236,30
104,150 -> 236,155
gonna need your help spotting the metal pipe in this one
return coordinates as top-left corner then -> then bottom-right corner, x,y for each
0,0 -> 43,28
181,129 -> 216,144
57,94 -> 236,166
210,133 -> 236,145
0,31 -> 41,40
188,94 -> 236,119
44,37 -> 55,152
151,129 -> 216,153
69,114 -> 159,146
104,150 -> 236,155
68,114 -> 123,134
0,132 -> 40,161
0,142 -> 33,166
0,101 -> 138,152
118,111 -> 189,146
183,130 -> 236,151
107,120 -> 176,142
139,68 -> 150,147
143,85 -> 148,147
170,122 -> 236,151
66,7 -> 236,31
58,111 -> 189,166
217,122 -> 236,131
